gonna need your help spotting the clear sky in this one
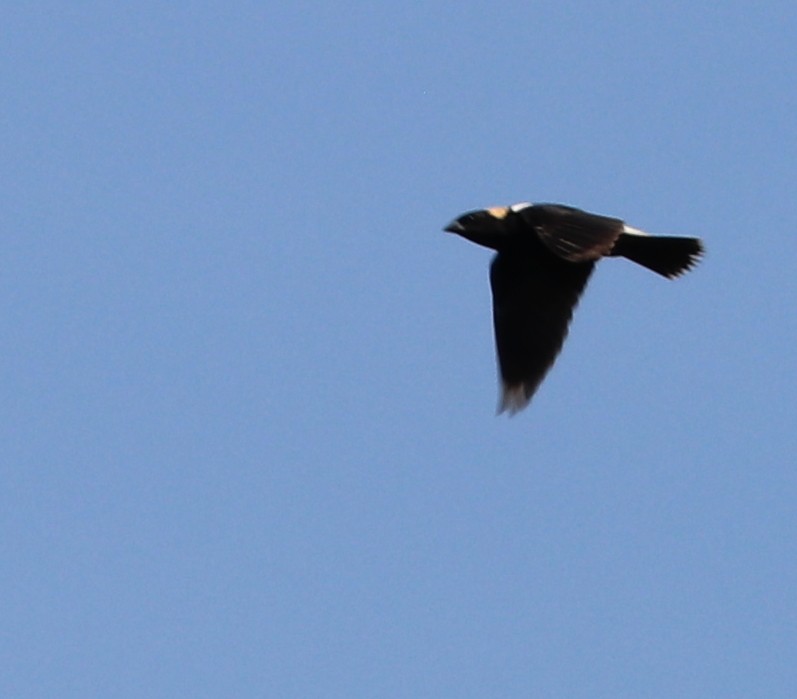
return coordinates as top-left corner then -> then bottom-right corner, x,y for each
3,3 -> 796,697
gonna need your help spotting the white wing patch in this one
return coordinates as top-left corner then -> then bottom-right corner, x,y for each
510,202 -> 533,212
622,224 -> 650,236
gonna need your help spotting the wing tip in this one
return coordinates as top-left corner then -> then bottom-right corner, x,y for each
498,382 -> 533,416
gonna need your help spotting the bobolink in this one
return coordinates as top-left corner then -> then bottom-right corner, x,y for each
445,202 -> 703,413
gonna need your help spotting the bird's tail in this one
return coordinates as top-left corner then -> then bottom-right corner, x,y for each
611,234 -> 704,279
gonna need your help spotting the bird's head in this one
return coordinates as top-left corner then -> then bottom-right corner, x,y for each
444,204 -> 530,250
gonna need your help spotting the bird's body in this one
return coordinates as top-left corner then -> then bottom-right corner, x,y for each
444,202 -> 704,413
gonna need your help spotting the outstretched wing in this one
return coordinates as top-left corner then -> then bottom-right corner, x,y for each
489,250 -> 595,413
521,204 -> 624,262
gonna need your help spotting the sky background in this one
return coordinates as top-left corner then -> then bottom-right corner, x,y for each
2,2 -> 796,697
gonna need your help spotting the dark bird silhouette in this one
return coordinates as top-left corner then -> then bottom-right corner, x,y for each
444,202 -> 704,413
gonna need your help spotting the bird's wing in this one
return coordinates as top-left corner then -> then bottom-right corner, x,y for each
527,205 -> 624,262
490,251 -> 595,413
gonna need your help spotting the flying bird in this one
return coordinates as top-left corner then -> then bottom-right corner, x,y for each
444,202 -> 704,414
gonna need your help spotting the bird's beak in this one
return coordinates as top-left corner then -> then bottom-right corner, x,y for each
444,220 -> 464,234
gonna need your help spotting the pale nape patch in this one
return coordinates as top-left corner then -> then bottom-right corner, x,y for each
488,202 -> 532,219
487,206 -> 510,219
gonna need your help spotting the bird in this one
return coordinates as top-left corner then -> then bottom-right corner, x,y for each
444,202 -> 704,414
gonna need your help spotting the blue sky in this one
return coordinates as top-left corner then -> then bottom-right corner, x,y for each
3,2 -> 796,697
